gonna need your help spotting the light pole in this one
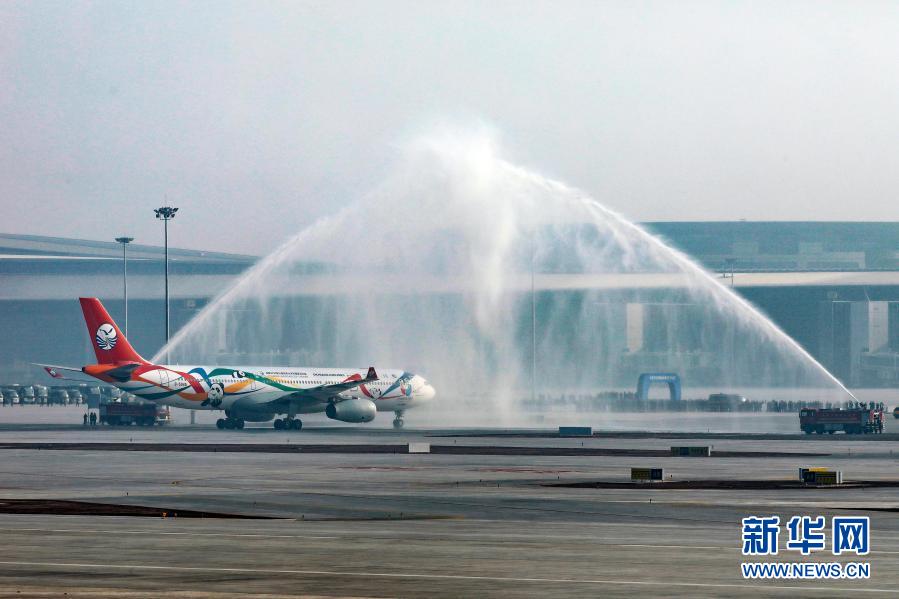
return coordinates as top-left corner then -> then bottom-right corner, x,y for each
724,258 -> 735,287
531,234 -> 537,404
154,207 -> 178,346
114,237 -> 134,335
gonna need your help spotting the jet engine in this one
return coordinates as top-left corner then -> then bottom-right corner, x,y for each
325,398 -> 377,423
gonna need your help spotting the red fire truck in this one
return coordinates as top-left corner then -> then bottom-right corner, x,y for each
799,402 -> 884,435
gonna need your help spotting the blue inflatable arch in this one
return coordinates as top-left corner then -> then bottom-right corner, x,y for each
636,373 -> 682,401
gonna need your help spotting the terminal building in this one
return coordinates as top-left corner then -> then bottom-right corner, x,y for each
646,222 -> 899,386
2,222 -> 899,388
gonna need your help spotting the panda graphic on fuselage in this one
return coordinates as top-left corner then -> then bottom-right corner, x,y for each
202,382 -> 225,408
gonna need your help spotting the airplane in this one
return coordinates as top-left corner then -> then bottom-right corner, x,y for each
38,298 -> 436,430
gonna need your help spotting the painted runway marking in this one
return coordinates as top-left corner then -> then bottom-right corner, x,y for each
0,560 -> 893,593
0,527 -> 723,548
2,527 -> 898,553
618,544 -> 727,550
0,528 -> 336,540
0,526 -> 737,546
0,527 -> 716,547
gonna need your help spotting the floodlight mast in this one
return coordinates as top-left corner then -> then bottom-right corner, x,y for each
154,206 -> 178,352
114,236 -> 134,335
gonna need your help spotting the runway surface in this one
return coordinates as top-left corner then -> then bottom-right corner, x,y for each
0,412 -> 897,597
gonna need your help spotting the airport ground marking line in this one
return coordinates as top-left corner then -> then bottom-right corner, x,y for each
0,528 -> 336,540
0,560 -> 894,593
233,489 -> 741,524
622,543 -> 899,554
437,518 -> 730,531
0,528 -> 736,549
0,525 -> 751,545
618,544 -> 727,550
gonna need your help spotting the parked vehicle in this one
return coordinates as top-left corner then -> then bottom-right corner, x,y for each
18,385 -> 35,404
33,385 -> 49,404
48,388 -> 70,405
83,385 -> 102,408
708,393 -> 750,412
66,388 -> 83,405
99,400 -> 171,426
2,389 -> 20,405
800,402 -> 884,434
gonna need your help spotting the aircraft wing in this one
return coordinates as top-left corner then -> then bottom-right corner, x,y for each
282,366 -> 379,403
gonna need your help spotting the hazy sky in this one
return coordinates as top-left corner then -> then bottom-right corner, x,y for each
2,1 -> 898,254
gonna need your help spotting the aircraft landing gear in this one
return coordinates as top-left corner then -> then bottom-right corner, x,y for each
217,417 -> 244,430
274,418 -> 303,431
393,410 -> 405,429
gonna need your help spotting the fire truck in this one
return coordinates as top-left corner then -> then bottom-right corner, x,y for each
799,402 -> 884,435
99,399 -> 171,426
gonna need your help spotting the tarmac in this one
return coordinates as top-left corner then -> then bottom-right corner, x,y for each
0,408 -> 897,597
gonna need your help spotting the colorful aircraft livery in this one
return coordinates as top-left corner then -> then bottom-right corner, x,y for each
41,298 -> 435,430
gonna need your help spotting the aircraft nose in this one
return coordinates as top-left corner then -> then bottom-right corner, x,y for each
420,383 -> 436,401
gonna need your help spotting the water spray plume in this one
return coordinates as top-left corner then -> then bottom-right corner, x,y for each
157,128 -> 855,424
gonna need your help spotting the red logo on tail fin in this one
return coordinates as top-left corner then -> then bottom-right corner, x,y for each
79,298 -> 147,365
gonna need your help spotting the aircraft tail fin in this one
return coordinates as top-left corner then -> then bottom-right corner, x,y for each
79,298 -> 147,365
